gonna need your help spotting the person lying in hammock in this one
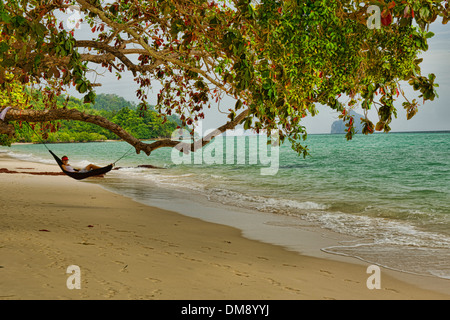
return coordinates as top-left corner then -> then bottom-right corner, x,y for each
61,156 -> 103,173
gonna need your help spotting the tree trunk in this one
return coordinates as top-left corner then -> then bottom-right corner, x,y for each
0,107 -> 249,156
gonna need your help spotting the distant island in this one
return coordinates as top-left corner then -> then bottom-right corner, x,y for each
330,110 -> 365,134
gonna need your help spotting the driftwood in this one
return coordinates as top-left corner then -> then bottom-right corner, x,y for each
113,164 -> 165,170
0,168 -> 65,176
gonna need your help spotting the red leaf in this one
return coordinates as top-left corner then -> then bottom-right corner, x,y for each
381,13 -> 392,26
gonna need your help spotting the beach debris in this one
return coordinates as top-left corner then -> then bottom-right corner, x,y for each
113,164 -> 165,170
137,164 -> 164,169
39,229 -> 50,232
0,168 -> 64,176
87,225 -> 94,228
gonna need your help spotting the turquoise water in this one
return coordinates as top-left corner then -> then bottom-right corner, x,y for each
1,132 -> 449,279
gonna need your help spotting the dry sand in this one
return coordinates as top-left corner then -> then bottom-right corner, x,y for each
0,154 -> 449,300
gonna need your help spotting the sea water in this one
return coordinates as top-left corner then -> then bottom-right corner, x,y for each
2,132 -> 449,279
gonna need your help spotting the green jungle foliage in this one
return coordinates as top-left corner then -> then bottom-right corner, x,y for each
10,93 -> 180,144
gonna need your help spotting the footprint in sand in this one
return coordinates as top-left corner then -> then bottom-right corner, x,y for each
77,242 -> 95,246
344,278 -> 360,284
384,287 -> 400,293
104,288 -> 119,298
116,229 -> 134,233
319,269 -> 334,277
150,289 -> 163,297
181,256 -> 203,263
282,263 -> 298,268
284,286 -> 302,294
220,250 -> 237,255
145,277 -> 162,283
210,263 -> 232,270
233,270 -> 250,278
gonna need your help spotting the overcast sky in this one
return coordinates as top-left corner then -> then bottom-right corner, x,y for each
65,10 -> 450,134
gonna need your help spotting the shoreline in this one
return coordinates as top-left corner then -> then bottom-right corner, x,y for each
1,153 -> 449,299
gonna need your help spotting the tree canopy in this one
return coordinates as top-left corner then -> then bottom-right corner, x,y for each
0,0 -> 448,156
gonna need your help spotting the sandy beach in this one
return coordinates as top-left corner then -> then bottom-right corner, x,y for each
0,154 -> 449,300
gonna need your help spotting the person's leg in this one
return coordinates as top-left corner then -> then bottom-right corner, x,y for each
85,164 -> 101,171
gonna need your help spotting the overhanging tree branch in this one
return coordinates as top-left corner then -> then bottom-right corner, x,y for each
1,107 -> 249,155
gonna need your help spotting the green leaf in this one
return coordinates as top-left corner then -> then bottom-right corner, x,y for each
35,23 -> 46,38
79,83 -> 87,93
83,91 -> 96,104
243,118 -> 252,130
235,99 -> 243,110
425,31 -> 435,39
0,8 -> 11,23
0,41 -> 9,54
419,7 -> 429,19
65,40 -> 72,51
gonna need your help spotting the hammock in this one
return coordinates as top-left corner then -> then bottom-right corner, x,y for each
49,150 -> 113,180
0,108 -> 133,180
